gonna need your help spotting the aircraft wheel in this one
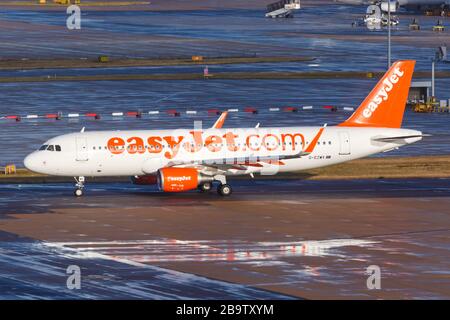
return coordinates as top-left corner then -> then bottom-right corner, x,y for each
217,184 -> 232,196
199,182 -> 212,193
74,188 -> 84,197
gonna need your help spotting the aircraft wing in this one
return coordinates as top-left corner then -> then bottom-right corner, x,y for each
166,151 -> 311,175
166,125 -> 326,173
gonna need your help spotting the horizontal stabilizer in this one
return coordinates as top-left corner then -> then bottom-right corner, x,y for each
372,134 -> 424,142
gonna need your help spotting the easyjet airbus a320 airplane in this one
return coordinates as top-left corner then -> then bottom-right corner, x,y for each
24,60 -> 423,197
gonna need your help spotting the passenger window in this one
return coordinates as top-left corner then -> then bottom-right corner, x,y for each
47,145 -> 54,151
55,145 -> 61,152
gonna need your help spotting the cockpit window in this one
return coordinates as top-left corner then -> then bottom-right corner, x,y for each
39,144 -> 62,151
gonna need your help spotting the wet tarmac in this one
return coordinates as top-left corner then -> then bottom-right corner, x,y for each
0,5 -> 448,70
1,178 -> 449,299
0,232 -> 293,299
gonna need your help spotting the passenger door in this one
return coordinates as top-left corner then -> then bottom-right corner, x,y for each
76,137 -> 89,161
338,131 -> 351,155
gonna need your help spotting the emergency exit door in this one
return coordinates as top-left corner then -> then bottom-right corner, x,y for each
76,137 -> 89,161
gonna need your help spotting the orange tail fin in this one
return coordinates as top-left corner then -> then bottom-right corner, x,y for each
339,60 -> 415,128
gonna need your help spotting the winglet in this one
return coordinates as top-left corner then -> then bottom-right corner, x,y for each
304,124 -> 326,154
212,111 -> 228,129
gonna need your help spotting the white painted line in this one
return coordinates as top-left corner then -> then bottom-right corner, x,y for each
343,107 -> 355,111
227,108 -> 239,112
148,111 -> 159,115
26,115 -> 39,119
269,108 -> 280,112
186,110 -> 197,114
68,113 -> 80,118
303,106 -> 313,110
112,112 -> 124,116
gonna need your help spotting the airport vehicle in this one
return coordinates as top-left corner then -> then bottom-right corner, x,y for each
265,0 -> 301,18
24,61 -> 423,197
336,0 -> 450,12
363,12 -> 400,25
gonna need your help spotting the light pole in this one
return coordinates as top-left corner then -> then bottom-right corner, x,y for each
432,59 -> 435,99
388,1 -> 391,68
431,46 -> 447,101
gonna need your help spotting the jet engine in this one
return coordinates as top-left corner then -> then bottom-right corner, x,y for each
157,167 -> 214,192
131,175 -> 158,185
380,1 -> 399,12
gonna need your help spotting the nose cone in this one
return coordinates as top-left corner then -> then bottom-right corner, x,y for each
24,152 -> 41,173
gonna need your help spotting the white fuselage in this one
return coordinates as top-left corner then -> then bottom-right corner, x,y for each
24,126 -> 422,178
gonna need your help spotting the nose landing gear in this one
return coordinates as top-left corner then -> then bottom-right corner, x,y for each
74,176 -> 85,197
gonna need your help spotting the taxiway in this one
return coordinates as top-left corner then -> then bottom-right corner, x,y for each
1,178 -> 449,299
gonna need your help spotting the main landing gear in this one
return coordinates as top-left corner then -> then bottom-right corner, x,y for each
74,176 -> 85,197
217,183 -> 232,196
199,174 -> 232,197
198,182 -> 213,193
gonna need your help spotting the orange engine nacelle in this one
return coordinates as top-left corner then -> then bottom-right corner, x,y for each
131,175 -> 158,185
157,167 -> 202,192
